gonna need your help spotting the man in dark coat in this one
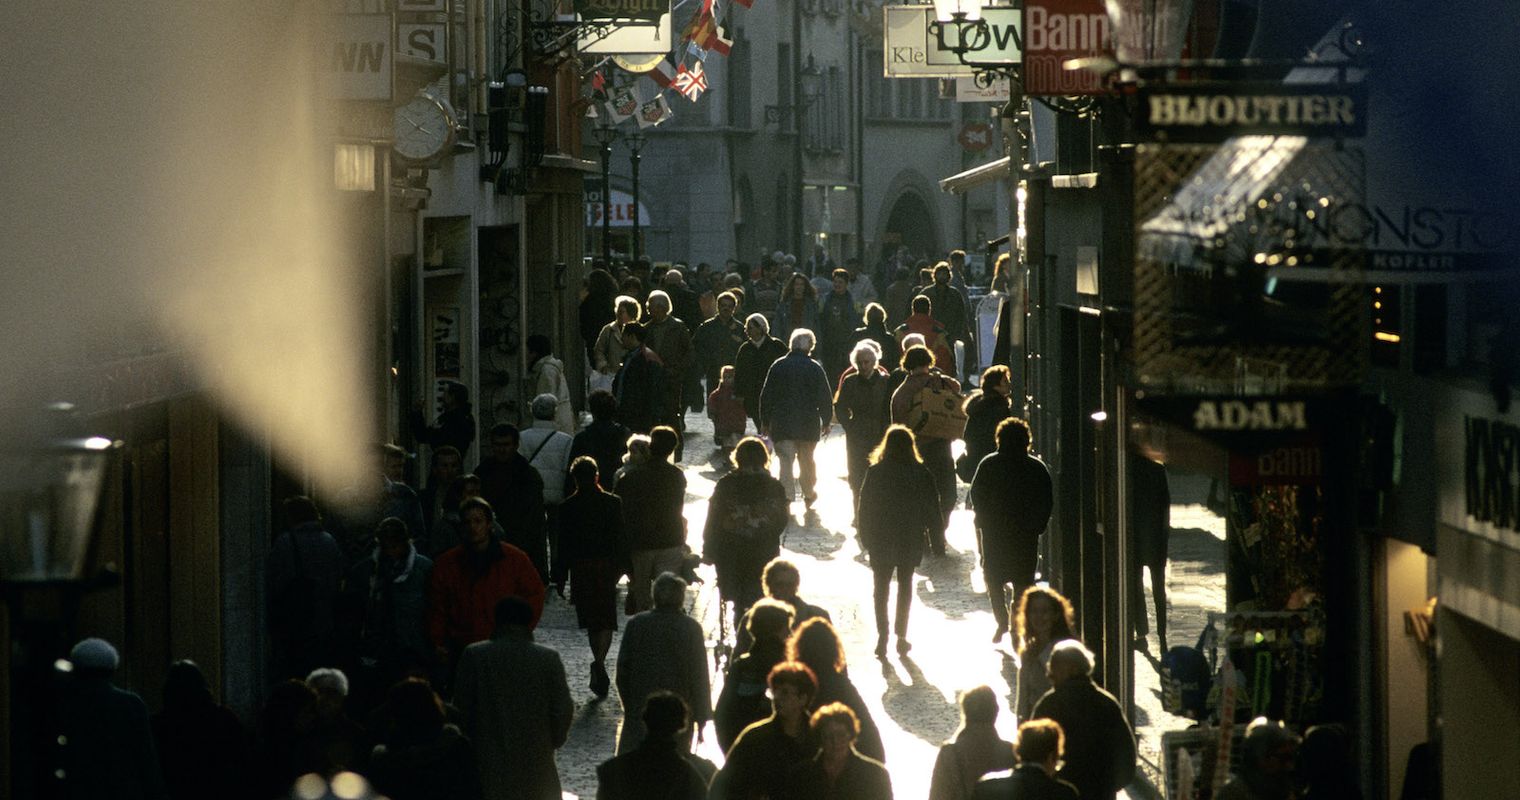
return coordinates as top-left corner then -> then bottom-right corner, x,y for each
57,638 -> 165,800
969,417 -> 1053,642
817,269 -> 859,385
711,661 -> 820,800
759,328 -> 835,508
473,423 -> 547,570
408,379 -> 477,462
612,322 -> 665,434
734,313 -> 788,428
614,427 -> 689,613
267,495 -> 345,680
1030,640 -> 1136,800
713,599 -> 794,752
973,719 -> 1079,800
596,692 -> 708,800
644,289 -> 693,455
695,290 -> 747,395
1129,452 -> 1171,651
569,388 -> 631,487
783,703 -> 892,800
923,262 -> 970,379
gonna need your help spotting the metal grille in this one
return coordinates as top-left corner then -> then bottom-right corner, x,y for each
1131,141 -> 1366,394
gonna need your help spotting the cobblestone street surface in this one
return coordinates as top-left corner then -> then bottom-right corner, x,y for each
536,411 -> 1220,799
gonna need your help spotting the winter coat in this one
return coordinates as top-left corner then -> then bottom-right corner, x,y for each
896,313 -> 955,373
519,421 -> 574,505
709,383 -> 749,438
152,695 -> 252,800
712,717 -> 818,800
972,765 -> 1079,800
817,291 -> 858,365
59,676 -> 165,800
776,294 -> 819,340
853,322 -> 901,371
969,451 -> 1053,575
834,368 -> 893,454
369,724 -> 484,800
961,391 -> 1013,470
474,454 -> 546,560
811,672 -> 886,763
645,315 -> 693,377
784,750 -> 893,800
1030,676 -> 1136,800
615,607 -> 712,754
924,282 -> 971,343
408,404 -> 477,462
857,460 -> 942,569
569,418 -> 631,486
613,345 -> 666,432
528,355 -> 576,434
426,542 -> 546,652
346,544 -> 434,665
714,638 -> 787,753
266,522 -> 345,646
703,467 -> 789,582
759,351 -> 833,442
596,738 -> 709,800
615,460 -> 688,551
928,726 -> 1016,800
734,336 -> 788,421
454,628 -> 574,800
696,313 -> 747,389
594,320 -> 631,374
553,488 -> 624,584
890,370 -> 963,443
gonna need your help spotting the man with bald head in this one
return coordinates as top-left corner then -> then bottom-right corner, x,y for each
1030,640 -> 1136,800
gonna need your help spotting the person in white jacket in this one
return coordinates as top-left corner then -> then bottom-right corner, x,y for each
520,393 -> 575,586
527,334 -> 576,433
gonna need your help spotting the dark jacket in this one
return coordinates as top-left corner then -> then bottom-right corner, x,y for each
833,368 -> 892,452
409,405 -> 477,462
616,460 -> 688,551
370,724 -> 484,800
266,522 -> 345,660
735,336 -> 788,420
923,282 -> 970,343
857,461 -> 942,568
454,628 -> 575,800
811,672 -> 885,764
346,544 -> 435,666
759,351 -> 833,442
972,765 -> 1079,800
474,454 -> 547,561
703,468 -> 789,578
570,419 -> 632,490
1030,677 -> 1136,800
776,296 -> 818,340
969,452 -> 1053,576
817,291 -> 858,367
153,694 -> 252,800
554,488 -> 624,583
853,323 -> 901,371
696,313 -> 747,389
645,315 -> 693,377
713,717 -> 817,800
60,676 -> 165,800
596,738 -> 709,800
783,750 -> 892,800
714,638 -> 788,753
613,346 -> 667,433
961,392 -> 1012,471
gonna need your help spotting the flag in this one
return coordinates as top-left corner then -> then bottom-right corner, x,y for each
641,58 -> 678,88
733,0 -> 753,7
591,70 -> 607,95
606,86 -> 640,123
699,17 -> 732,55
672,62 -> 708,101
636,95 -> 673,128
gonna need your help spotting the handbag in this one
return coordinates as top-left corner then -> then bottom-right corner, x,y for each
907,374 -> 967,441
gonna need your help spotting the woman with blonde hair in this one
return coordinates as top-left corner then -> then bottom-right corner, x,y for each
787,618 -> 886,763
856,425 -> 942,657
1014,585 -> 1077,720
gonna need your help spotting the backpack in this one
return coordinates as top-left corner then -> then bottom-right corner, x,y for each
907,373 -> 968,441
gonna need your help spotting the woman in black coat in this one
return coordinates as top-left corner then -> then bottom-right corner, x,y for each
733,313 -> 789,427
857,425 -> 943,657
852,302 -> 901,372
703,437 -> 790,627
970,417 -> 1053,642
555,456 -> 626,697
834,341 -> 893,512
368,678 -> 483,800
958,365 -> 1014,483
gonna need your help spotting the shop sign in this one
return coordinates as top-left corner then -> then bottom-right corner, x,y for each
884,5 -> 1022,78
585,188 -> 651,227
1022,0 -> 1112,96
947,76 -> 1012,102
578,8 -> 674,55
1136,83 -> 1368,143
1193,399 -> 1307,431
1228,444 -> 1324,485
322,14 -> 393,101
958,122 -> 996,152
1137,395 -> 1328,451
576,0 -> 667,21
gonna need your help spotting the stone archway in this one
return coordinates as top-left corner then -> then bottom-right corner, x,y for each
880,190 -> 941,263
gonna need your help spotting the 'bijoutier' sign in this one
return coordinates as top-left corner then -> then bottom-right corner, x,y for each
1137,83 -> 1368,143
575,0 -> 666,21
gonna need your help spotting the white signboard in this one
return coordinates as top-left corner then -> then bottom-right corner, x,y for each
884,5 -> 1022,78
586,189 -> 652,227
579,15 -> 675,55
954,76 -> 1012,102
399,22 -> 446,62
323,15 -> 393,101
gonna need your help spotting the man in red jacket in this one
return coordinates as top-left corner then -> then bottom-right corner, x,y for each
428,496 -> 546,673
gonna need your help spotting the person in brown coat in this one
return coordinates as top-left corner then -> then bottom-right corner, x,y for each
890,345 -> 961,555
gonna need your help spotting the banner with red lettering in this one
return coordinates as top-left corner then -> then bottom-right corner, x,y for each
1022,0 -> 1112,96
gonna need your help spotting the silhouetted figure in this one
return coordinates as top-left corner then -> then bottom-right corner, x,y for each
788,619 -> 885,763
858,425 -> 942,657
759,328 -> 834,508
57,638 -> 165,800
1030,640 -> 1136,800
1217,718 -> 1299,800
368,678 -> 484,800
928,687 -> 1016,800
1129,452 -> 1171,651
704,437 -> 790,626
970,418 -> 1053,643
474,423 -> 548,570
714,600 -> 795,752
409,380 -> 477,462
596,692 -> 709,800
302,668 -> 369,778
268,496 -> 344,681
153,660 -> 252,800
782,703 -> 892,800
617,573 -> 713,754
972,719 -> 1079,800
711,661 -> 820,800
1297,724 -> 1362,800
255,679 -> 316,798
555,456 -> 625,698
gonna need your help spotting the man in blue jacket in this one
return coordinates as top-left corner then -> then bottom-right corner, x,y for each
758,328 -> 834,509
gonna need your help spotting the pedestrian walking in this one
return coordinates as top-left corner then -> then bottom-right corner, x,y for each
56,638 -> 165,800
924,262 -> 971,380
969,417 -> 1053,640
732,558 -> 833,657
521,392 -> 575,580
332,445 -> 428,558
1297,724 -> 1361,800
1216,718 -> 1300,800
368,677 -> 484,800
582,268 -> 620,367
704,436 -> 790,627
152,659 -> 252,800
344,518 -> 435,706
708,365 -> 749,449
613,322 -> 667,434
958,366 -> 1013,483
408,379 -> 477,463
711,661 -> 820,800
267,496 -> 345,681
1013,586 -> 1076,721
526,335 -> 576,433
418,445 -> 465,530
775,273 -> 819,342
426,497 -> 546,673
857,425 -> 942,656
255,679 -> 317,798
1029,640 -> 1136,800
1129,451 -> 1171,652
616,573 -> 713,755
571,389 -> 632,483
714,599 -> 795,753
453,597 -> 575,800
696,290 -> 748,396
302,668 -> 370,777
424,473 -> 506,557
474,424 -> 549,574
614,426 -> 688,613
928,686 -> 1016,800
734,313 -> 788,429
643,290 -> 693,455
787,618 -> 885,763
596,692 -> 710,800
782,704 -> 892,800
890,344 -> 963,555
555,456 -> 624,698
759,328 -> 834,509
882,267 -> 915,327
817,269 -> 858,385
853,303 -> 901,372
971,719 -> 1079,800
594,296 -> 643,393
895,294 -> 956,375
833,342 -> 893,511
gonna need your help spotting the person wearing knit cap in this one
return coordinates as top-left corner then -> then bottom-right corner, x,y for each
58,637 -> 166,800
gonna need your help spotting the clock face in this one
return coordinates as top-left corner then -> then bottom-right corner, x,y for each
393,92 -> 453,162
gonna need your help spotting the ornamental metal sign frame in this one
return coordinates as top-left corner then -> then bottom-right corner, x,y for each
1135,83 -> 1370,143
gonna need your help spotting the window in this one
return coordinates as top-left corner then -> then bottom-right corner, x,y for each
866,51 -> 892,117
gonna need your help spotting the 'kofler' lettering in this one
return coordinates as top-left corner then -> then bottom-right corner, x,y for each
1193,400 -> 1308,432
1466,416 -> 1520,531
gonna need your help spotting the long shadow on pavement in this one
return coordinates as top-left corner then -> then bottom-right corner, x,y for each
781,516 -> 846,560
879,655 -> 960,747
912,547 -> 980,621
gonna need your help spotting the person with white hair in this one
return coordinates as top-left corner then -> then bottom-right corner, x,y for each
1030,639 -> 1136,800
833,339 -> 893,510
758,328 -> 835,508
304,667 -> 369,776
615,573 -> 712,755
518,392 -> 574,581
643,289 -> 693,458
733,312 -> 788,429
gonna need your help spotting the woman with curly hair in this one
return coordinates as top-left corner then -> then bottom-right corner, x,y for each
1014,585 -> 1077,721
775,272 -> 818,341
786,618 -> 886,763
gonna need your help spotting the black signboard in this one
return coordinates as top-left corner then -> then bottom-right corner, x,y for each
1136,83 -> 1368,143
575,0 -> 668,21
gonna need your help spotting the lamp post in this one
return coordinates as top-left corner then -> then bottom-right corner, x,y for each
626,131 -> 646,263
592,119 -> 620,266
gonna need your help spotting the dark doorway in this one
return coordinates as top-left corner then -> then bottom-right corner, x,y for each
881,192 -> 939,262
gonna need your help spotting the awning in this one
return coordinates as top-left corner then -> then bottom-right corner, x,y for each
939,156 -> 1011,195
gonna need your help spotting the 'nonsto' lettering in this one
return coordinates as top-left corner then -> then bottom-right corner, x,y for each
1148,92 -> 1357,127
1466,416 -> 1520,531
1193,400 -> 1308,431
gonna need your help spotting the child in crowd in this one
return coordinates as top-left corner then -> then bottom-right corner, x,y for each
708,365 -> 748,449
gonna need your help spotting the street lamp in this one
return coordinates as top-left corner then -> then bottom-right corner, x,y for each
591,119 -> 621,267
930,0 -> 989,55
626,131 -> 647,263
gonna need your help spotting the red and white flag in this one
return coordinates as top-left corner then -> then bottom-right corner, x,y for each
636,94 -> 674,128
672,62 -> 708,101
641,58 -> 678,88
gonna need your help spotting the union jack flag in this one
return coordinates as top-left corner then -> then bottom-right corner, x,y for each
672,62 -> 708,101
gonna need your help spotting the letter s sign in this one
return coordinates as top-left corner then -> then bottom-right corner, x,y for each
400,23 -> 444,62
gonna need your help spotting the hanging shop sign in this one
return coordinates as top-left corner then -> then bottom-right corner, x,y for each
577,0 -> 673,55
945,76 -> 1013,102
1136,395 -> 1332,450
958,122 -> 996,152
322,14 -> 393,101
1136,83 -> 1368,143
884,5 -> 1022,78
1022,0 -> 1112,96
585,188 -> 652,227
575,0 -> 667,22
